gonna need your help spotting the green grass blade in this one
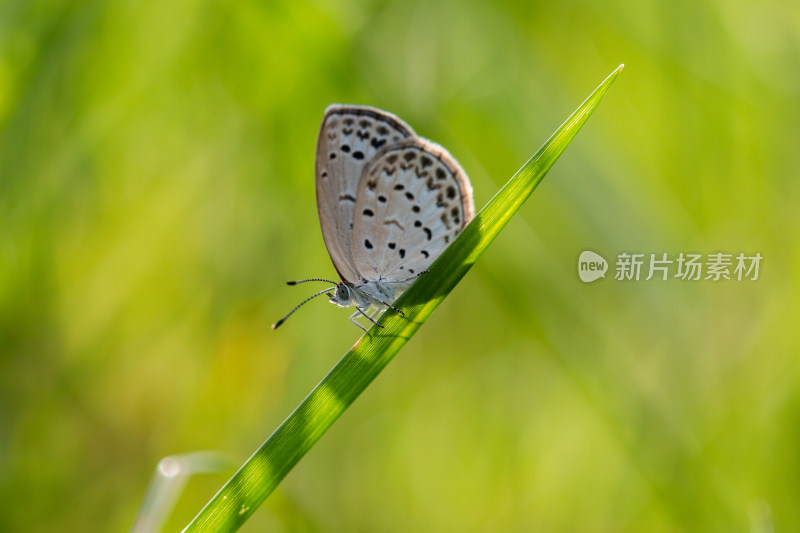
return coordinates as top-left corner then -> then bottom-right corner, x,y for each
183,64 -> 623,532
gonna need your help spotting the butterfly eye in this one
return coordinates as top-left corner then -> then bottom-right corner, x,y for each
336,284 -> 350,300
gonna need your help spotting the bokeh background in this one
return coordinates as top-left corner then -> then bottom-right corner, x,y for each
1,0 -> 799,531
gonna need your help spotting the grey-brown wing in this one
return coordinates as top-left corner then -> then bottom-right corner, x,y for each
350,138 -> 474,284
315,105 -> 415,283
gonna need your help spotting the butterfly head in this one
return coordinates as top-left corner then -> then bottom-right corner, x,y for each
329,282 -> 354,307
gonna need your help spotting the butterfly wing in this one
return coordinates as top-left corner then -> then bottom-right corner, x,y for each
350,138 -> 475,284
316,105 -> 415,283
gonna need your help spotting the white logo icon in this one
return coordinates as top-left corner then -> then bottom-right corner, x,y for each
578,251 -> 608,283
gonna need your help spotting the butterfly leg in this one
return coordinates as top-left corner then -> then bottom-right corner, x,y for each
348,311 -> 369,333
372,283 -> 405,316
350,306 -> 384,332
397,270 -> 429,283
357,305 -> 385,328
376,300 -> 404,316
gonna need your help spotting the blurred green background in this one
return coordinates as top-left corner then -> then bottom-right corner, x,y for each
1,0 -> 798,531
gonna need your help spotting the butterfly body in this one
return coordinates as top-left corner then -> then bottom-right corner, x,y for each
328,280 -> 408,310
274,105 -> 474,332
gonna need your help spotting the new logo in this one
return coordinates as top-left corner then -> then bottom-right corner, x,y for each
578,251 -> 608,283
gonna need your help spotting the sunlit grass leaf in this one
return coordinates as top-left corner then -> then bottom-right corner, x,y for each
183,64 -> 624,532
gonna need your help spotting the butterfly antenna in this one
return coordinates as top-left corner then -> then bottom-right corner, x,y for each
285,278 -> 338,286
272,287 -> 335,329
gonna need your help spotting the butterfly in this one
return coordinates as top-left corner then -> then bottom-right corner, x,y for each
273,105 -> 474,332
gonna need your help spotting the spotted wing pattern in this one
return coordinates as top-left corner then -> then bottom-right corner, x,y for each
315,105 -> 414,283
350,138 -> 475,283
